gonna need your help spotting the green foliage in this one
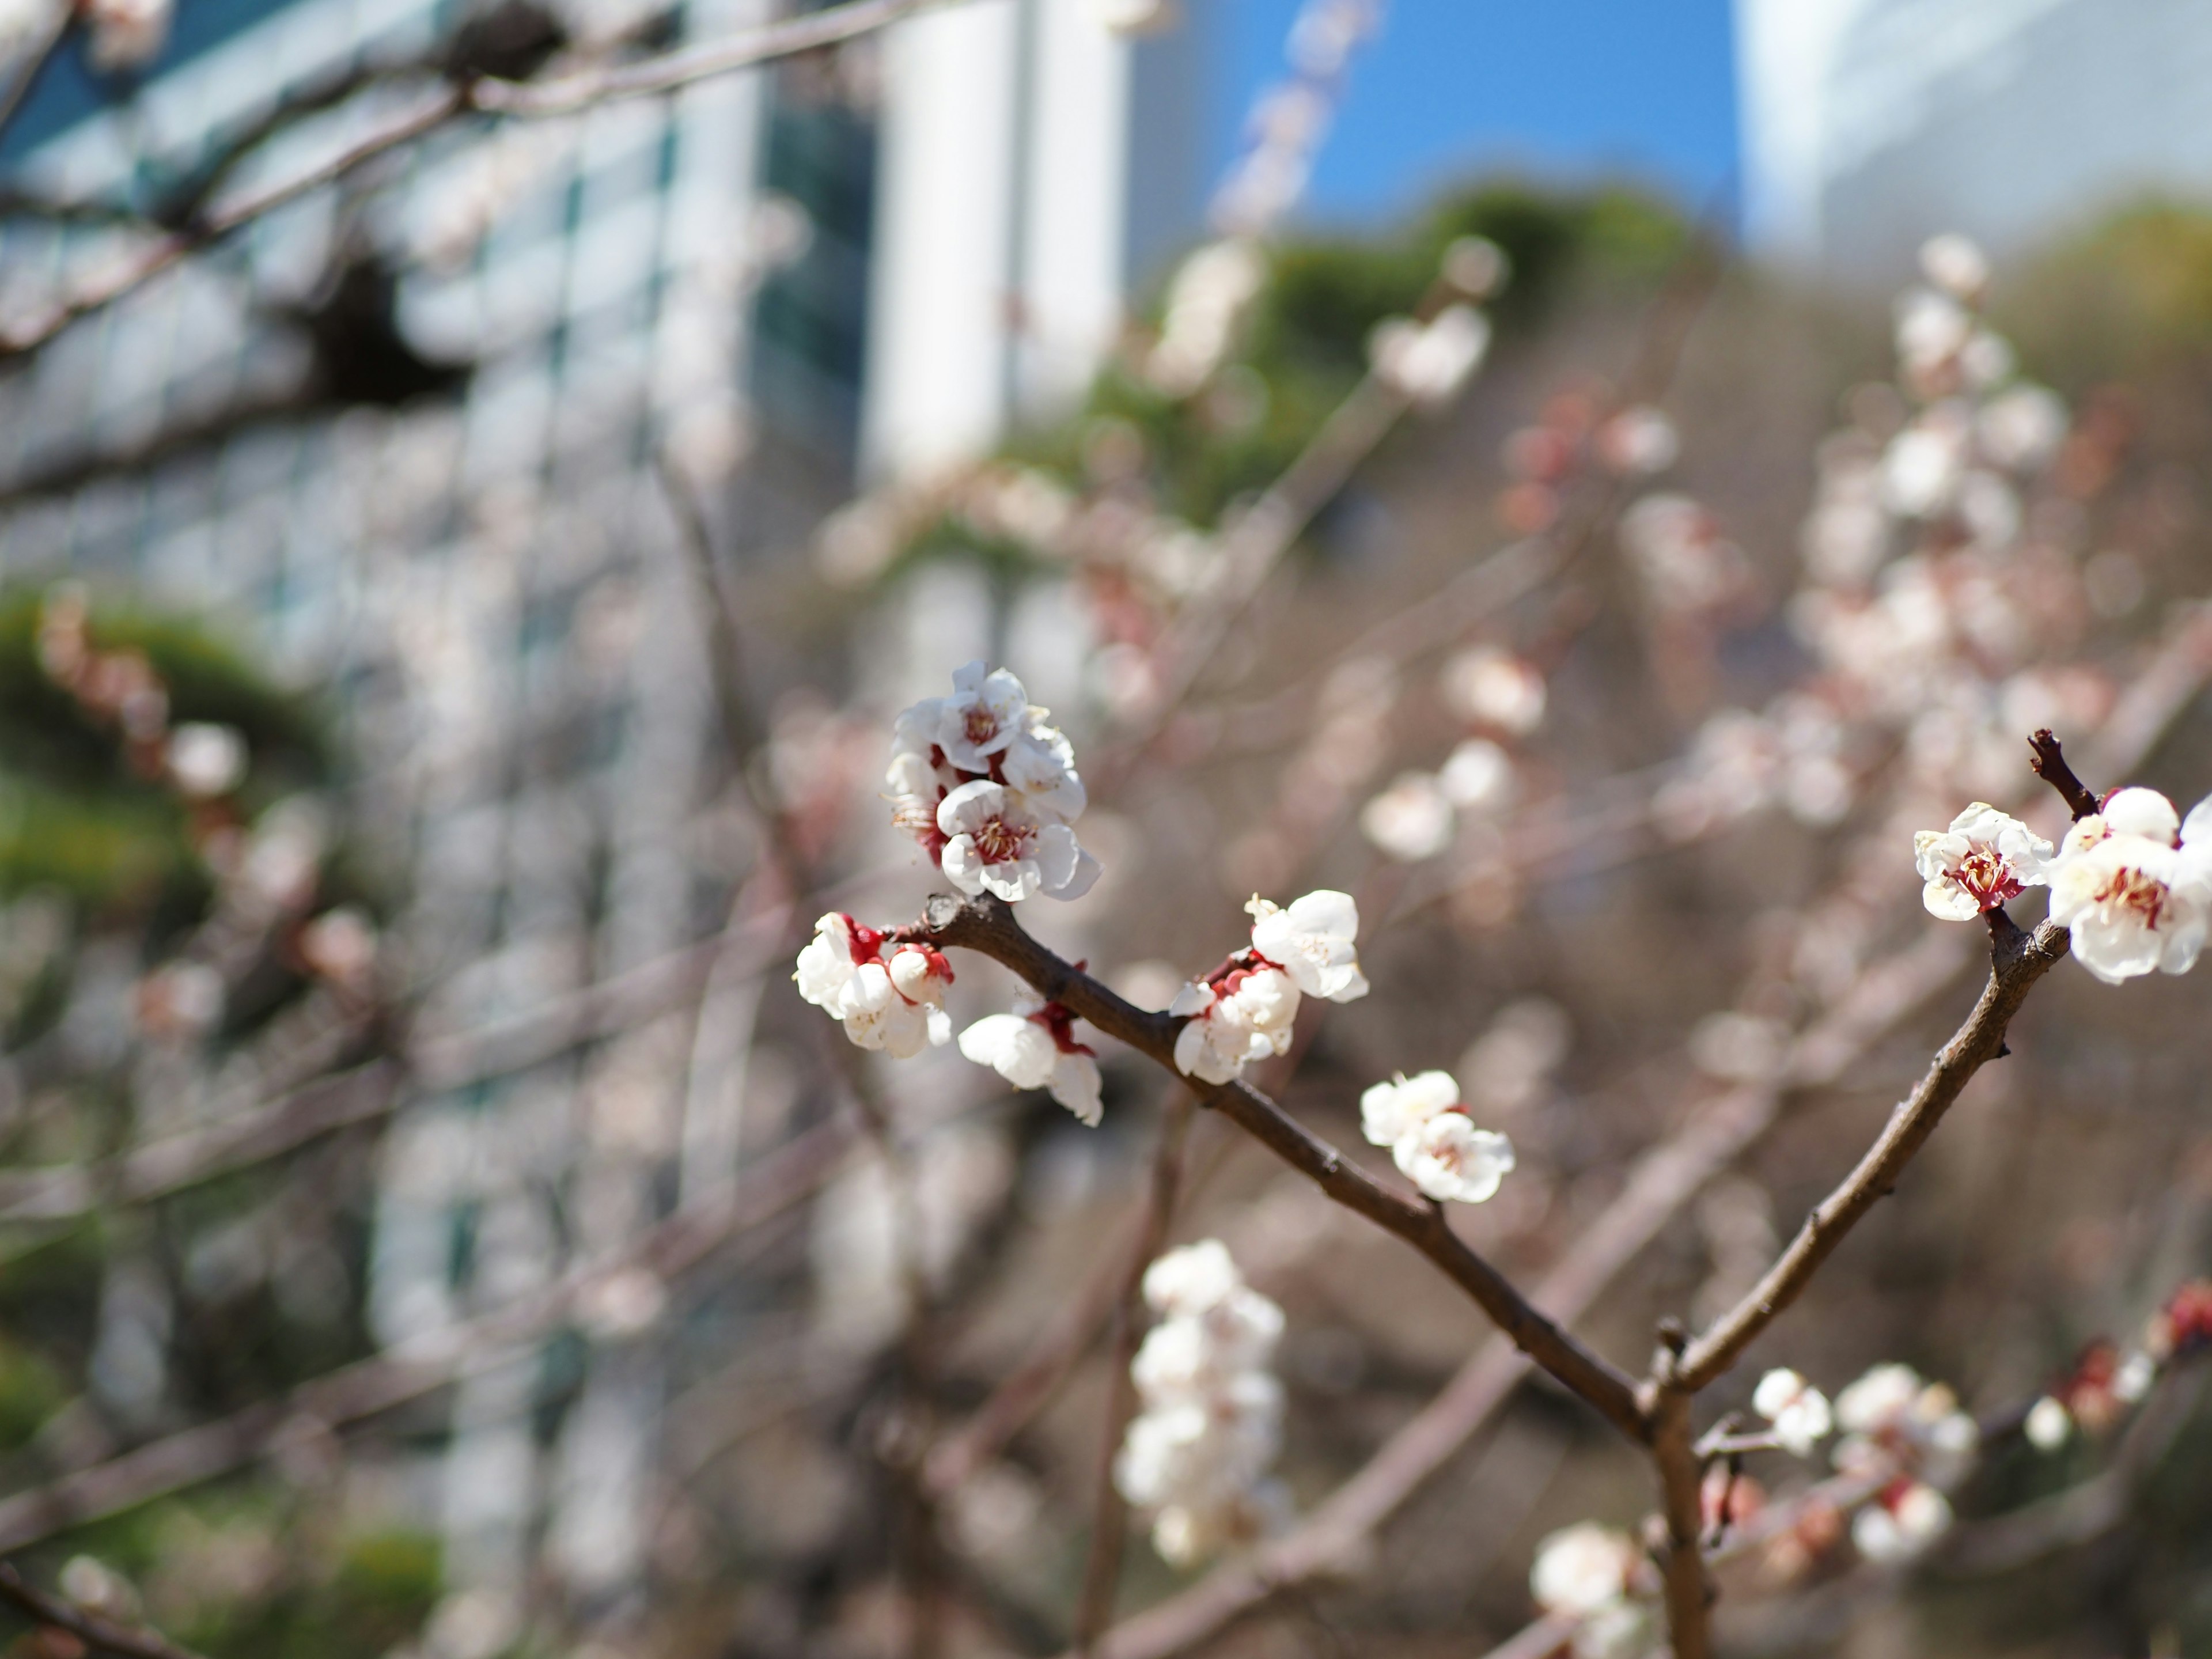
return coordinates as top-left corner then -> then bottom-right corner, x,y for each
167,1521 -> 442,1659
2000,200 -> 2212,388
0,1334 -> 65,1452
0,588 -> 334,918
881,180 -> 1690,580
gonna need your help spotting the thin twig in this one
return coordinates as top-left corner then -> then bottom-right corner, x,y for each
1675,909 -> 2071,1389
905,892 -> 1649,1445
0,1562 -> 206,1659
2028,727 -> 2102,821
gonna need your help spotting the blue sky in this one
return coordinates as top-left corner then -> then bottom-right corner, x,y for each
1217,0 -> 1741,228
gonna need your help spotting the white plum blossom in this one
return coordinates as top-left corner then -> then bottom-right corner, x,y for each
2046,787 -> 2212,983
1851,1480 -> 1953,1562
1529,1522 -> 1650,1658
938,780 -> 1100,903
84,0 -> 169,69
1919,232 -> 1990,301
1530,1521 -> 1639,1616
1368,304 -> 1490,409
957,991 -> 1104,1126
793,913 -> 953,1059
1171,965 -> 1298,1084
887,661 -> 1097,900
1441,646 -> 1546,736
1831,1362 -> 1978,1487
1359,771 -> 1455,862
164,722 -> 248,798
1395,1112 -> 1515,1204
1115,1241 -> 1289,1567
1171,892 -> 1369,1083
1912,802 -> 2053,919
1245,889 -> 1369,1002
1439,737 -> 1513,810
2024,1395 -> 2072,1451
1752,1368 -> 1834,1456
1360,1071 -> 1514,1205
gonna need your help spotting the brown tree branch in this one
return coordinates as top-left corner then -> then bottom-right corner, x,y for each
1645,1342 -> 1711,1659
1674,910 -> 2070,1389
0,1562 -> 206,1659
2028,728 -> 2102,821
904,892 -> 1650,1445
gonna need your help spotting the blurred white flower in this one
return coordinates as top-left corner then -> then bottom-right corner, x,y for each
2024,1395 -> 2071,1451
1834,1362 -> 1924,1435
1752,1368 -> 1834,1456
1368,304 -> 1490,408
1441,646 -> 1546,736
1359,771 -> 1454,862
1439,737 -> 1513,811
1530,1521 -> 1639,1617
1919,232 -> 1990,300
1851,1480 -> 1952,1562
1912,802 -> 2053,921
1597,406 -> 1680,476
1149,239 -> 1266,395
1978,384 -> 2067,473
1881,407 -> 1971,517
1118,1240 -> 1289,1567
1442,234 -> 1509,300
165,722 -> 247,798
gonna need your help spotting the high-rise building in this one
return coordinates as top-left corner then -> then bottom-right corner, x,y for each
0,0 -> 1204,1635
1736,0 -> 2212,278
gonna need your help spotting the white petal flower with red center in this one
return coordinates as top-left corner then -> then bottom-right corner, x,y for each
2047,787 -> 2212,983
1359,1070 -> 1460,1148
937,779 -> 1100,903
957,992 -> 1104,1125
1247,889 -> 1369,1002
1912,802 -> 2053,919
839,960 -> 950,1058
1752,1368 -> 1834,1456
793,914 -> 952,1058
999,722 -> 1088,822
936,660 -> 1033,774
1169,964 -> 1299,1084
1395,1112 -> 1515,1204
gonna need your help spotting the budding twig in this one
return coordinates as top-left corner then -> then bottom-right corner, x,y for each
2028,728 -> 2102,821
0,1560 -> 206,1659
911,892 -> 1650,1445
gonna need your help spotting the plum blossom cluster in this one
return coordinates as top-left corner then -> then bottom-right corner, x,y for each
793,913 -> 955,1059
1654,232 -> 2093,846
1358,644 -> 1540,863
1913,787 -> 2212,984
1750,1366 -> 1834,1457
1828,1362 -> 1976,1562
1358,1070 -> 1514,1204
887,662 -> 1100,904
1113,1241 -> 1290,1567
2024,1278 -> 2210,1450
1170,891 -> 1368,1083
957,993 -> 1103,1126
1528,1522 -> 1650,1659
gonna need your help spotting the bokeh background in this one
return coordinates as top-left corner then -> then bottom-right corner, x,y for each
5,2 -> 2212,1658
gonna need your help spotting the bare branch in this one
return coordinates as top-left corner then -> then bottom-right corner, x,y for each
0,1562 -> 206,1659
907,892 -> 1650,1445
2028,727 -> 2103,821
0,0 -> 972,359
1675,911 -> 2070,1389
1646,1349 -> 1712,1659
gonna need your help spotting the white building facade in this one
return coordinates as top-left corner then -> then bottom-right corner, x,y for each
1736,0 -> 2212,279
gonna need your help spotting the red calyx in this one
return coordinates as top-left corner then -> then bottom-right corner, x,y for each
1027,999 -> 1095,1056
840,915 -> 886,964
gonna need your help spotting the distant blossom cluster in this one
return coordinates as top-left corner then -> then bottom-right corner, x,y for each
1914,786 -> 2212,983
1169,890 -> 1368,1082
1113,1241 -> 1290,1567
